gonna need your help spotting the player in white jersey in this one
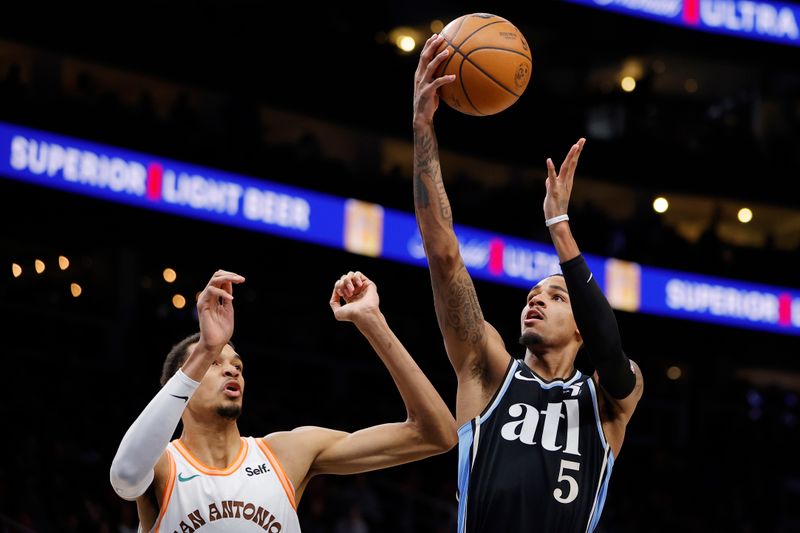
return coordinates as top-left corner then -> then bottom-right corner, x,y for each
110,269 -> 458,532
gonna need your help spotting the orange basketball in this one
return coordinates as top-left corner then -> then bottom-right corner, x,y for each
434,13 -> 532,116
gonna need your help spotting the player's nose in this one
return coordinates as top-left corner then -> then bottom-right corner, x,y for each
530,295 -> 545,308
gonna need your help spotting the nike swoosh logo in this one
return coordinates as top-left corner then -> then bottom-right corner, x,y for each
178,472 -> 200,482
586,272 -> 593,283
514,370 -> 538,382
170,394 -> 189,402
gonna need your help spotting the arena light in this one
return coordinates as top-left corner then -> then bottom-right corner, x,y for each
35,259 -> 45,274
58,255 -> 70,270
70,283 -> 82,297
620,76 -> 636,92
172,294 -> 186,309
12,263 -> 22,278
653,197 -> 669,214
430,20 -> 444,33
667,366 -> 682,380
684,78 -> 698,94
389,27 -> 423,54
163,268 -> 177,283
738,208 -> 753,224
397,35 -> 416,52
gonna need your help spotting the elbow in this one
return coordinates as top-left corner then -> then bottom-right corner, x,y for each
440,425 -> 459,452
424,243 -> 461,272
110,459 -> 150,500
417,419 -> 459,454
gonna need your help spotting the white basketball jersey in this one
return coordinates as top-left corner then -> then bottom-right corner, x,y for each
150,436 -> 301,533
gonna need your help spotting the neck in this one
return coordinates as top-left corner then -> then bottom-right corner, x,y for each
523,346 -> 576,381
180,413 -> 242,469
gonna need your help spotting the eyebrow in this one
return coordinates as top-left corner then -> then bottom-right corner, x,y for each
528,285 -> 569,298
550,285 -> 569,295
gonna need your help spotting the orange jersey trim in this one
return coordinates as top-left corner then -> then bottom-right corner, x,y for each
172,437 -> 248,476
257,438 -> 297,510
154,451 -> 176,533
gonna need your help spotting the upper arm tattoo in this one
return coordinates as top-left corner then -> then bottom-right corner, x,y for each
436,262 -> 485,347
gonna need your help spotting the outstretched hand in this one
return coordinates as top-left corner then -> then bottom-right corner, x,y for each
196,269 -> 245,350
329,271 -> 380,323
413,34 -> 456,127
544,138 -> 585,221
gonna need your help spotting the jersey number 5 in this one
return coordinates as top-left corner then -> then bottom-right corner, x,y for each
553,459 -> 580,504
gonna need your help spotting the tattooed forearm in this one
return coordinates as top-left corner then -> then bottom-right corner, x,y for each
435,264 -> 485,347
413,126 -> 453,227
413,172 -> 430,208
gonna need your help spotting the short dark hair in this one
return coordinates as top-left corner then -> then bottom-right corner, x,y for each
159,333 -> 236,386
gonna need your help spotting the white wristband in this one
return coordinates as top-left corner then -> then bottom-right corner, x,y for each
545,214 -> 569,227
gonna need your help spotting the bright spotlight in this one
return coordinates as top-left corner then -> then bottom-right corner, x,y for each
172,294 -> 187,309
163,268 -> 177,283
397,35 -> 416,52
621,76 -> 636,92
738,208 -> 753,224
653,197 -> 669,213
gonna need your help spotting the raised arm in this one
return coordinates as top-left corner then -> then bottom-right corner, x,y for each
412,34 -> 509,395
265,272 -> 457,499
109,270 -> 244,503
544,140 -> 643,427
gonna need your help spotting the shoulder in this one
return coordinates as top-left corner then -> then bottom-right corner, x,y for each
263,427 -> 347,492
264,428 -> 348,467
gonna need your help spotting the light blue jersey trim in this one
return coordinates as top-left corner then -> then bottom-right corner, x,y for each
585,378 -> 615,532
585,378 -> 611,451
456,422 -> 474,533
480,361 -> 518,423
519,367 -> 583,389
455,360 -> 517,533
587,450 -> 614,532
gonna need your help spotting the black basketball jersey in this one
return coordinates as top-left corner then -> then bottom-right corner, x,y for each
456,358 -> 614,533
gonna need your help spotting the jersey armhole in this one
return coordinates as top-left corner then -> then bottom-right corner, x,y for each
586,377 -> 613,456
152,449 -> 176,533
458,358 -> 518,435
257,438 -> 297,511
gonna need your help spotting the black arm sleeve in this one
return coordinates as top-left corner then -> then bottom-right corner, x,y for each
560,254 -> 636,399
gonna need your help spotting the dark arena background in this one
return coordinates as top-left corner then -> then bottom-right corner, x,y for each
1,2 -> 799,532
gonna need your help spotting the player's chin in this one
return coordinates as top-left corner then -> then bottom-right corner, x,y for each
519,329 -> 543,347
216,404 -> 242,420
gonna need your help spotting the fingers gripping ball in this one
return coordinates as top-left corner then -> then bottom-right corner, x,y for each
435,13 -> 532,116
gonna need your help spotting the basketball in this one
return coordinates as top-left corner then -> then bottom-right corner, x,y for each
434,13 -> 532,116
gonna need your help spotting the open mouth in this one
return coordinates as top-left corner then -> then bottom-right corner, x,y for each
223,381 -> 242,398
524,309 -> 544,326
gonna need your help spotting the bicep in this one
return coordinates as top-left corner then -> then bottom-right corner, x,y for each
430,260 -> 489,372
310,423 -> 443,476
601,359 -> 644,424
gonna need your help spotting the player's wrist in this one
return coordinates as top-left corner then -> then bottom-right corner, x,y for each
413,116 -> 434,130
545,213 -> 569,227
352,308 -> 385,328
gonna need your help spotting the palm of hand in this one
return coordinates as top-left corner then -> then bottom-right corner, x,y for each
199,303 -> 233,347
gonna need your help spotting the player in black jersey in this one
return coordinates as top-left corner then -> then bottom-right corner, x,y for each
412,34 -> 644,533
